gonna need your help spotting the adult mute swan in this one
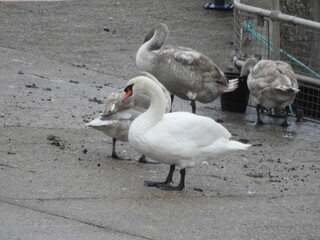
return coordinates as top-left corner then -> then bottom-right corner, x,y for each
136,23 -> 238,114
86,72 -> 171,162
122,76 -> 250,190
243,58 -> 299,126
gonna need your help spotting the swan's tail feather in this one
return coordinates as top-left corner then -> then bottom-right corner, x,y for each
228,140 -> 251,150
203,138 -> 250,155
224,78 -> 239,93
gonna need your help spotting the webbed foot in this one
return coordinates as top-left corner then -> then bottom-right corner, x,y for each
157,184 -> 184,191
138,155 -> 158,164
144,181 -> 171,187
111,152 -> 131,161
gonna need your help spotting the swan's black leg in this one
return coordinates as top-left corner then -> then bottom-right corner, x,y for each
190,100 -> 196,114
170,94 -> 174,112
256,104 -> 264,125
145,164 -> 175,187
158,168 -> 186,191
111,138 -> 130,160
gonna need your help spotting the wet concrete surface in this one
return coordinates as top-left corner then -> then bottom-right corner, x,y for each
1,0 -> 320,239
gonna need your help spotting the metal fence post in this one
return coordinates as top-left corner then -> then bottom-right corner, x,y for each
271,0 -> 281,60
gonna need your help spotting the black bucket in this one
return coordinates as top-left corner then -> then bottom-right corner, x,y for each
220,72 -> 249,113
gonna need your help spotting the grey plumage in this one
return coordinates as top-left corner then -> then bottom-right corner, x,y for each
136,23 -> 238,113
243,58 -> 299,125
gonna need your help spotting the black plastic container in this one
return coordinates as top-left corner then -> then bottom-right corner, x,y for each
220,72 -> 249,113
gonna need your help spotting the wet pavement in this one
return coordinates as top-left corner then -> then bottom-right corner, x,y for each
0,0 -> 320,239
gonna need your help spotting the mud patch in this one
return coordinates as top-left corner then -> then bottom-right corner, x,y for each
47,135 -> 66,150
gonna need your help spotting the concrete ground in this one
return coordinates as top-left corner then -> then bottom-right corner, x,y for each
0,0 -> 320,239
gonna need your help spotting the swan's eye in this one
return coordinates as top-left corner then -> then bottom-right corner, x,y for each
124,84 -> 134,94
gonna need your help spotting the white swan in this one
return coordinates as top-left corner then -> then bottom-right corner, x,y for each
86,72 -> 171,162
122,76 -> 250,190
136,23 -> 238,114
243,58 -> 299,126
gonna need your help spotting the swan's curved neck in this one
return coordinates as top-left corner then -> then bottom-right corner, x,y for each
142,80 -> 166,123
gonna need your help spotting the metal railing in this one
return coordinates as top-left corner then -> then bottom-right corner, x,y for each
232,0 -> 320,122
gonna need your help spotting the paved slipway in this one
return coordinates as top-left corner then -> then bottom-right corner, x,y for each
0,1 -> 319,239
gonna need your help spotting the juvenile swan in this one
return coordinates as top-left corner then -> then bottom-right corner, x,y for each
87,72 -> 171,161
122,76 -> 250,190
136,23 -> 238,114
244,59 -> 299,126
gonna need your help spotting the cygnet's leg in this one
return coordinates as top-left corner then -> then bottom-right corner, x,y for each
255,104 -> 264,125
190,100 -> 196,114
157,168 -> 186,191
111,138 -> 130,160
169,94 -> 174,112
145,164 -> 175,187
296,109 -> 304,122
280,108 -> 289,127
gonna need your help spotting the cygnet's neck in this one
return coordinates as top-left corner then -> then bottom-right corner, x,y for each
146,24 -> 169,51
241,57 -> 259,77
136,24 -> 169,69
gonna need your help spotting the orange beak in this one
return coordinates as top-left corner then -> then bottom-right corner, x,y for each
122,89 -> 132,102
